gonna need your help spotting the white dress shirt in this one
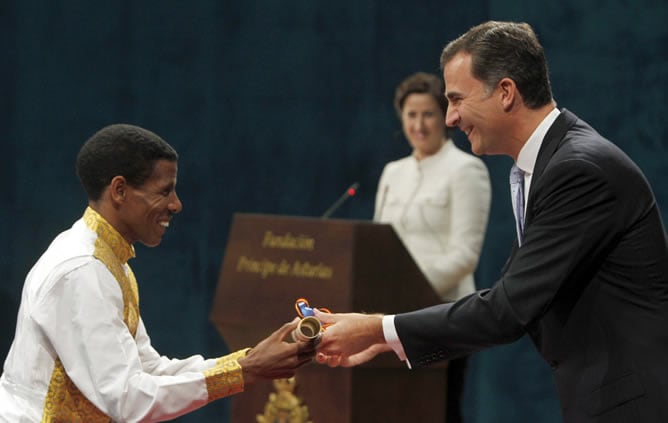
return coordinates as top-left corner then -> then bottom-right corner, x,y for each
0,209 -> 245,422
514,107 -> 561,211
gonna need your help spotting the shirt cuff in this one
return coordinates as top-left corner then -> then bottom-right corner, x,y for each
204,348 -> 251,401
382,315 -> 411,369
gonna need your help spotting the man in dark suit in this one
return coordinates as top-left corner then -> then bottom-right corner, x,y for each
314,21 -> 668,422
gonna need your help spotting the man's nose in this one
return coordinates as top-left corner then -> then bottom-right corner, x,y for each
445,108 -> 459,127
169,192 -> 183,214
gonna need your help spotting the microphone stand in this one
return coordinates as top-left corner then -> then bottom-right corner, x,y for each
321,182 -> 359,219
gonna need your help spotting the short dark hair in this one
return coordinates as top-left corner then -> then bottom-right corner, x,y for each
440,21 -> 553,109
394,72 -> 450,137
394,72 -> 448,117
76,124 -> 178,201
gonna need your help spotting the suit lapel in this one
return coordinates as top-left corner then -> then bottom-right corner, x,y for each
501,109 -> 578,274
524,109 -> 578,224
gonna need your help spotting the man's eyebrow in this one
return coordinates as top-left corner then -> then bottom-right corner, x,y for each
158,181 -> 176,191
445,91 -> 461,100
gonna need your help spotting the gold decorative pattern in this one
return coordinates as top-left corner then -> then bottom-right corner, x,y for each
204,348 -> 250,401
215,347 -> 250,366
83,207 -> 135,264
83,207 -> 139,335
41,359 -> 109,423
41,208 -> 138,422
256,377 -> 312,423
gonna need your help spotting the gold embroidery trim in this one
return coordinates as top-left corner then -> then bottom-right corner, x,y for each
41,359 -> 109,423
84,207 -> 139,336
204,348 -> 251,401
42,208 -> 139,421
83,207 -> 135,263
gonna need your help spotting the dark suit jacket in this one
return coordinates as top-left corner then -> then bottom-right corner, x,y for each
395,110 -> 668,422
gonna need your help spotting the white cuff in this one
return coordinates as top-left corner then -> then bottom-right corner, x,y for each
382,315 -> 412,369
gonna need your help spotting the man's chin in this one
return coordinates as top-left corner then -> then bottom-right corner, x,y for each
140,238 -> 163,248
469,142 -> 484,156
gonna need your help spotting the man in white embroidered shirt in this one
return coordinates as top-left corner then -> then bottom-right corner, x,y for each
0,124 -> 315,422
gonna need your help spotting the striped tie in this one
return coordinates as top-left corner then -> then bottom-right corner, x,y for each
510,164 -> 526,246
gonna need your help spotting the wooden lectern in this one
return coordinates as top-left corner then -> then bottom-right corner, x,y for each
210,213 -> 446,422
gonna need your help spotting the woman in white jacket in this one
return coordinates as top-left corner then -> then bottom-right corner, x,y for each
374,72 -> 491,423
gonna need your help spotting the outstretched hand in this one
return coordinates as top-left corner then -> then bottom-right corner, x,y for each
238,318 -> 316,385
313,310 -> 392,367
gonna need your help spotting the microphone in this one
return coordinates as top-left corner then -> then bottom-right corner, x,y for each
321,182 -> 359,219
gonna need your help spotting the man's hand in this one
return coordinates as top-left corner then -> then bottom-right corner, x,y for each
238,318 -> 316,385
313,310 -> 392,367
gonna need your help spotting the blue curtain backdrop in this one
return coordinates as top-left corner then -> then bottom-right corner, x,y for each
1,1 -> 667,422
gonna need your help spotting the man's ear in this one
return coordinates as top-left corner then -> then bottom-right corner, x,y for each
498,78 -> 517,112
109,176 -> 128,204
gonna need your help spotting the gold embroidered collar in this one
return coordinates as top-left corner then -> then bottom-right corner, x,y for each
83,207 -> 135,263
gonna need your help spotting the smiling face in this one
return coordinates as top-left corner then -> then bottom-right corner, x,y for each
116,159 -> 182,247
443,52 -> 507,156
400,93 -> 446,160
